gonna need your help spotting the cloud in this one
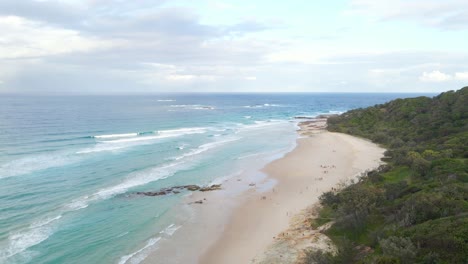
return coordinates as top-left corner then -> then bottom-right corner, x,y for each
211,2 -> 235,10
0,1 -> 466,94
226,20 -> 278,34
348,0 -> 468,30
454,72 -> 468,81
418,70 -> 468,82
0,16 -> 114,59
0,0 -> 278,94
419,70 -> 452,82
0,0 -> 83,27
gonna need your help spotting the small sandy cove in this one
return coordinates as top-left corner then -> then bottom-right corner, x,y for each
200,119 -> 385,264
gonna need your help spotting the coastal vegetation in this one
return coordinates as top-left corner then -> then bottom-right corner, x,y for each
305,87 -> 468,263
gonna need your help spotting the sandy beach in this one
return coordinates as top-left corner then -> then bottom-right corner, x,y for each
199,120 -> 385,264
143,119 -> 385,264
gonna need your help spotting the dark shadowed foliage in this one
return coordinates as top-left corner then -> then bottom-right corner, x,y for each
306,87 -> 467,263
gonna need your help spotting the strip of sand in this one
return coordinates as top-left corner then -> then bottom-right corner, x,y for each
199,122 -> 385,264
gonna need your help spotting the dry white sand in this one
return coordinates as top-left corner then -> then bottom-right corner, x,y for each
199,123 -> 385,264
143,120 -> 384,264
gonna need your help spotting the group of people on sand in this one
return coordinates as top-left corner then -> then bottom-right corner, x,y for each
320,164 -> 336,174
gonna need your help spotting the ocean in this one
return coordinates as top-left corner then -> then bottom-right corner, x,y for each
0,93 -> 427,264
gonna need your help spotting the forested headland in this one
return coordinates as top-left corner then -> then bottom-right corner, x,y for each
306,87 -> 467,263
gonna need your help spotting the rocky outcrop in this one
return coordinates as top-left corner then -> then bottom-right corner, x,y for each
135,184 -> 222,197
199,184 -> 222,192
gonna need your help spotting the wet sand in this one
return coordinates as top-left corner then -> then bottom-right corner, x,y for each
143,120 -> 384,264
199,122 -> 384,264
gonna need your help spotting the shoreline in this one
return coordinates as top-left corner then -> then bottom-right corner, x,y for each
141,123 -> 298,264
142,119 -> 385,264
199,120 -> 385,264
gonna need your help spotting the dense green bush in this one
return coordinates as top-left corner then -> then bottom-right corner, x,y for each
304,238 -> 356,264
308,87 -> 468,263
379,236 -> 417,264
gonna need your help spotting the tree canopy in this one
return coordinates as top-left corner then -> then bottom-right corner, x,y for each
307,87 -> 467,263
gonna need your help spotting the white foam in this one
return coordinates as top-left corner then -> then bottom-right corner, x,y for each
118,222 -> 181,264
116,232 -> 129,238
65,162 -> 182,210
243,105 -> 262,108
72,136 -> 239,210
76,145 -> 128,154
243,104 -> 284,108
118,237 -> 161,264
193,106 -> 215,110
157,127 -> 208,135
101,134 -> 178,144
94,164 -> 175,199
210,127 -> 228,132
169,104 -> 215,110
77,127 -> 208,154
177,143 -> 189,150
0,130 -> 242,259
30,215 -> 62,229
328,110 -> 344,114
93,133 -> 138,139
172,138 -> 240,161
0,215 -> 62,262
106,127 -> 207,144
156,99 -> 175,102
65,198 -> 90,210
237,120 -> 287,131
0,153 -> 78,179
160,224 -> 181,236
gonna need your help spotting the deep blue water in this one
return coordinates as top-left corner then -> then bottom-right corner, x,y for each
0,93 -> 430,264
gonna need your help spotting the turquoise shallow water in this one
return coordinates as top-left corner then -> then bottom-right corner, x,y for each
0,93 -> 429,264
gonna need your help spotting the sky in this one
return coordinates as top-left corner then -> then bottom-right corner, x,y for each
0,0 -> 467,94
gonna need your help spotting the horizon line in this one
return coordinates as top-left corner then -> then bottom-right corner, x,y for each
0,91 -> 441,96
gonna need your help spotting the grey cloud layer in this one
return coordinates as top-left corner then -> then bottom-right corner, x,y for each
0,0 -> 280,93
350,0 -> 468,30
0,0 -> 467,93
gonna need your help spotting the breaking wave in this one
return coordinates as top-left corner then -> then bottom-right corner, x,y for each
169,105 -> 215,110
0,153 -> 79,179
118,237 -> 161,264
0,215 -> 63,262
93,133 -> 139,139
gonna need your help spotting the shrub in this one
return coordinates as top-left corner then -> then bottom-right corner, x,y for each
319,191 -> 340,208
379,236 -> 417,264
304,249 -> 333,264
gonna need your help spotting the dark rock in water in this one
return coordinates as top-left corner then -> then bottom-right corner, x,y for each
199,184 -> 222,192
185,185 -> 200,191
137,191 -> 167,196
134,184 -> 221,197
